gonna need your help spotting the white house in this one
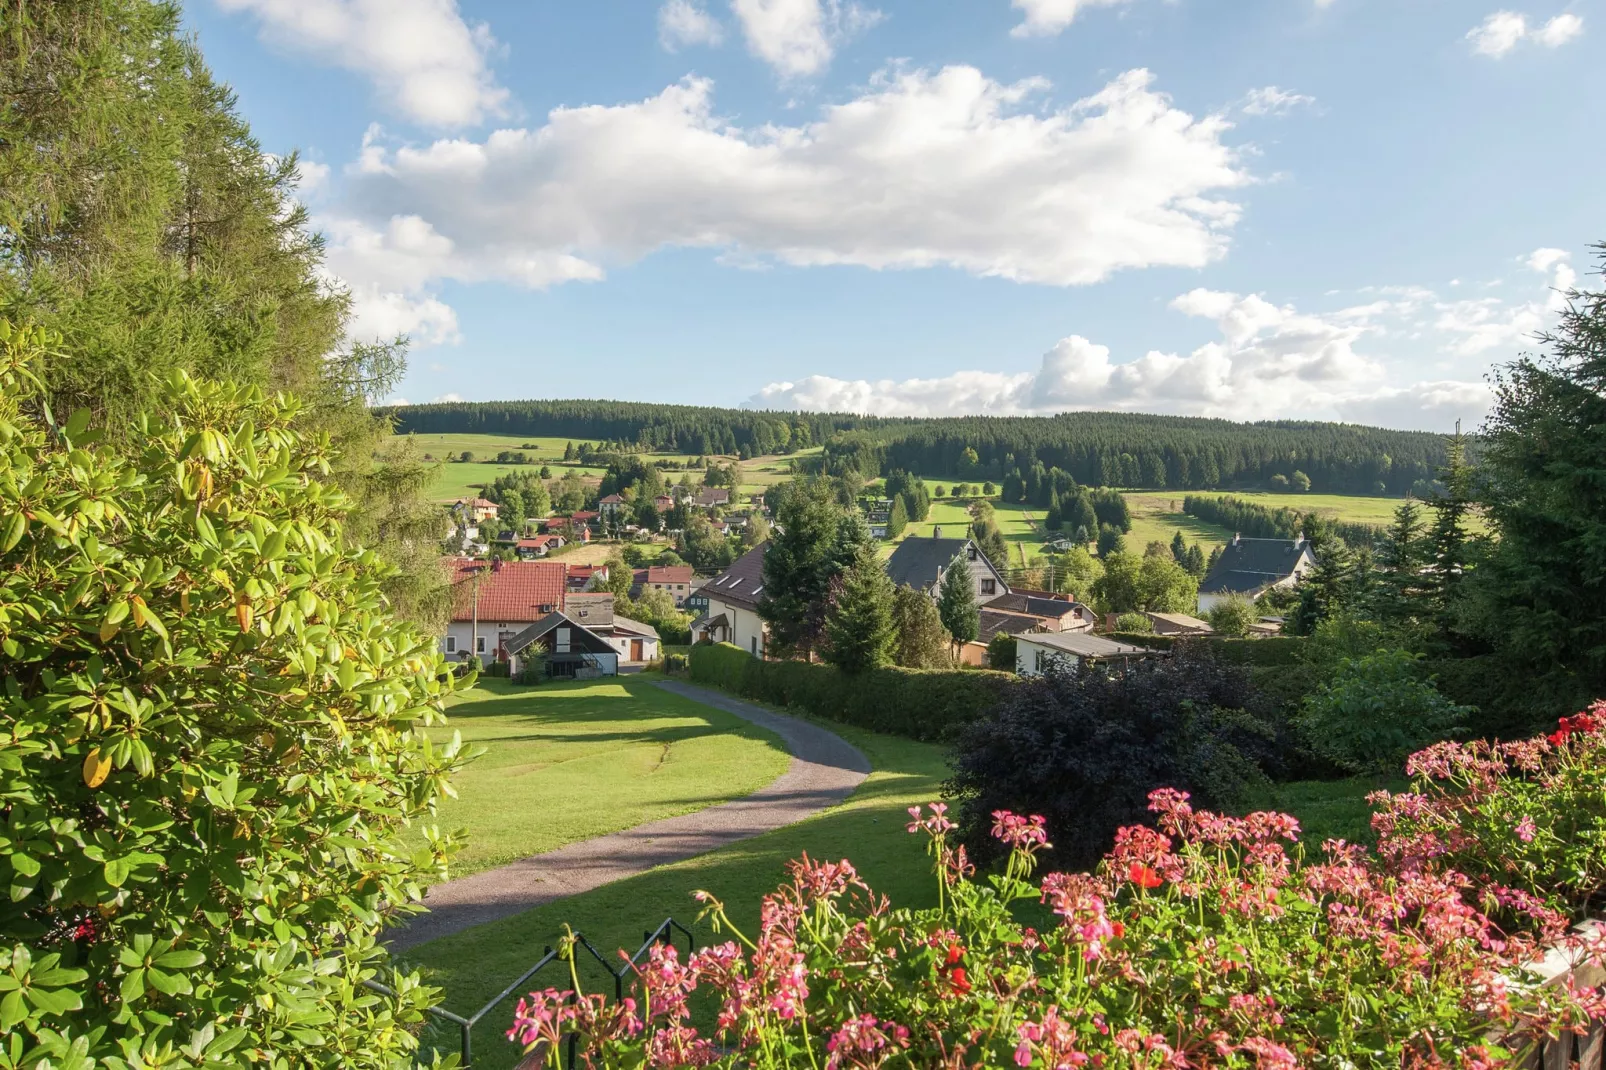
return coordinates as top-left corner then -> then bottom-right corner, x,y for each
565,593 -> 662,663
692,541 -> 769,658
1197,535 -> 1318,614
503,612 -> 621,679
441,557 -> 567,663
885,534 -> 1010,604
1016,632 -> 1158,677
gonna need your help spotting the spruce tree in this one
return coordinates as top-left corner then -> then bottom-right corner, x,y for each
1170,530 -> 1187,562
887,495 -> 909,539
1468,244 -> 1606,705
824,547 -> 897,673
1423,429 -> 1476,634
759,482 -> 847,658
892,584 -> 953,668
938,555 -> 980,650
1369,499 -> 1427,629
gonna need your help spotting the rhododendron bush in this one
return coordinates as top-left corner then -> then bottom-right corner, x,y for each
510,712 -> 1606,1068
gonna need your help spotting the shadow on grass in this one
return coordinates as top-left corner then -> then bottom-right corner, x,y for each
398,724 -> 949,1070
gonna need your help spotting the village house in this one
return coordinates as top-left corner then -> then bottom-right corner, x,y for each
1015,632 -> 1159,677
452,497 -> 500,524
441,557 -> 567,663
503,611 -> 619,679
632,564 -> 695,606
566,563 -> 610,593
886,534 -> 1010,604
598,494 -> 627,521
690,541 -> 768,657
694,486 -> 731,509
984,591 -> 1096,633
1197,535 -> 1318,613
515,534 -> 565,559
565,593 -> 663,664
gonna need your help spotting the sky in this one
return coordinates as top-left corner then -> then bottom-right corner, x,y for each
184,0 -> 1603,431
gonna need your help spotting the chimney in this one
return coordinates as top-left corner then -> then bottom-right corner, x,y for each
491,557 -> 503,572
933,525 -> 941,538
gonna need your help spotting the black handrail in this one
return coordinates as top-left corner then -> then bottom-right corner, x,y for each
366,916 -> 696,1067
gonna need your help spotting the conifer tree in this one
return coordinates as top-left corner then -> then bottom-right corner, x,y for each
1369,499 -> 1428,629
887,495 -> 909,539
938,555 -> 980,650
1170,530 -> 1188,562
892,584 -> 953,668
1423,429 -> 1476,633
824,547 -> 897,673
759,482 -> 846,658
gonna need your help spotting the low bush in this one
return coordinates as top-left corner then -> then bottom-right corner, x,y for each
984,632 -> 1016,670
689,643 -> 1010,741
1105,631 -> 1176,650
509,781 -> 1604,1067
1296,648 -> 1471,774
947,645 -> 1287,870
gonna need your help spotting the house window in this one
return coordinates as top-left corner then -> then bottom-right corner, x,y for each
475,636 -> 486,653
445,636 -> 456,653
751,635 -> 758,656
980,579 -> 997,595
967,547 -> 978,561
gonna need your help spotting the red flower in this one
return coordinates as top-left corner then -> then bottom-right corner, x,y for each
945,943 -> 965,967
1127,862 -> 1163,889
948,967 -> 971,995
1550,711 -> 1601,745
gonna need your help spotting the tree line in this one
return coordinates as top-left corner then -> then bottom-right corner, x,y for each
819,414 -> 1449,494
382,399 -> 872,458
1183,495 -> 1384,548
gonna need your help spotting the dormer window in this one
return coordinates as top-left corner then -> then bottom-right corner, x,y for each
967,547 -> 978,561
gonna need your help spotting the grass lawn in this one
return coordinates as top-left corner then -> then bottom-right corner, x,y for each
1243,775 -> 1405,850
425,460 -> 608,503
1122,492 -> 1238,554
419,678 -> 792,879
401,718 -> 947,1068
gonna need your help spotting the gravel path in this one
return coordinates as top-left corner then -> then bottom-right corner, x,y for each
387,679 -> 870,952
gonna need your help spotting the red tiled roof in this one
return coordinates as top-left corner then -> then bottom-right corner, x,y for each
647,565 -> 694,584
456,497 -> 497,509
599,494 -> 625,504
571,510 -> 598,521
516,536 -> 563,549
446,558 -> 567,622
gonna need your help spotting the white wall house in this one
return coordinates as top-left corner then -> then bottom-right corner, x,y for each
693,541 -> 769,658
1196,536 -> 1318,614
442,557 -> 567,663
1016,632 -> 1157,677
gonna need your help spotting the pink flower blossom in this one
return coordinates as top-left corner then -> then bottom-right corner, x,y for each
991,810 -> 1051,852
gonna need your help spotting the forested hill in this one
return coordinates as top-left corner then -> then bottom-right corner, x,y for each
379,399 -> 879,456
379,400 -> 1451,495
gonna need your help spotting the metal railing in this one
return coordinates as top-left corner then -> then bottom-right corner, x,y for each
368,916 -> 696,1067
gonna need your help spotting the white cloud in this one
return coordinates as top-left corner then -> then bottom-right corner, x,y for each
331,66 -> 1246,308
1241,86 -> 1316,117
432,392 -> 464,404
1466,10 -> 1583,56
1534,12 -> 1585,45
293,158 -> 331,194
214,0 -> 509,126
730,0 -> 884,77
1009,0 -> 1136,38
1433,248 -> 1573,354
749,253 -> 1576,430
660,0 -> 725,50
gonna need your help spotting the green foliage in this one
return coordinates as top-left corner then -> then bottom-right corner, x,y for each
1207,594 -> 1256,638
1462,251 -> 1606,708
680,512 -> 736,572
891,584 -> 952,670
1096,524 -> 1126,557
0,0 -> 447,628
985,632 -> 1018,671
1092,552 -> 1198,615
885,494 -> 908,539
937,555 -> 979,647
1183,495 -> 1382,549
1297,649 -> 1471,774
759,482 -> 864,659
1115,612 -> 1153,633
823,548 -> 897,674
689,643 -> 1010,741
0,326 -> 467,1066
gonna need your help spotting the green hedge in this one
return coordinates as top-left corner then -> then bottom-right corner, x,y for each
1205,636 -> 1307,667
689,643 -> 1012,741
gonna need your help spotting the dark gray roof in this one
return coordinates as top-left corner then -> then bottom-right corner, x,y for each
886,537 -> 973,591
703,541 -> 768,611
1199,538 -> 1315,595
978,609 -> 1044,643
985,592 -> 1086,621
504,611 -> 616,656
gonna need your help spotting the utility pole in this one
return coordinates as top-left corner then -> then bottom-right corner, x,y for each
471,566 -> 482,661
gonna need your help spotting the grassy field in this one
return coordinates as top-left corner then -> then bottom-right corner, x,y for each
420,678 -> 791,879
402,717 -> 948,1068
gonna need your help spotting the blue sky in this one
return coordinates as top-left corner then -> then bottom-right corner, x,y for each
186,0 -> 1601,430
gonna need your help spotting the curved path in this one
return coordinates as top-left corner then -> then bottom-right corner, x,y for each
388,679 -> 870,952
